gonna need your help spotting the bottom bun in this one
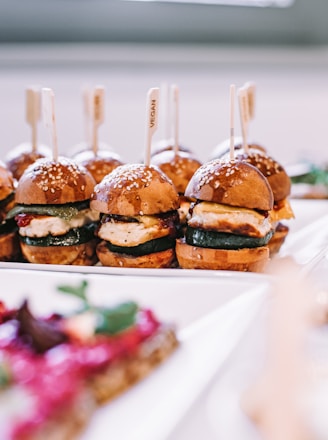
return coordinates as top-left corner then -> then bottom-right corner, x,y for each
20,239 -> 98,265
96,240 -> 177,268
267,223 -> 289,256
176,238 -> 269,272
0,231 -> 21,262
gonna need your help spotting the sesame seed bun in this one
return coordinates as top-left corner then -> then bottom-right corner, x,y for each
185,159 -> 273,211
232,149 -> 291,202
15,157 -> 96,205
96,240 -> 177,268
74,150 -> 124,184
91,163 -> 180,216
68,141 -> 113,158
151,150 -> 202,194
5,143 -> 50,181
176,238 -> 269,272
178,159 -> 273,272
0,161 -> 15,201
151,140 -> 191,157
210,137 -> 265,161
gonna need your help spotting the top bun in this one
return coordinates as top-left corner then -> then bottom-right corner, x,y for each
210,137 -> 265,161
0,161 -> 15,201
68,141 -> 113,159
15,157 -> 96,205
185,159 -> 273,211
232,148 -> 291,202
151,140 -> 191,157
91,163 -> 180,216
74,150 -> 124,184
151,150 -> 202,194
5,143 -> 50,181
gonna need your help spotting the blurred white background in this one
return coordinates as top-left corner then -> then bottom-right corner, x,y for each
0,0 -> 327,167
0,43 -> 327,167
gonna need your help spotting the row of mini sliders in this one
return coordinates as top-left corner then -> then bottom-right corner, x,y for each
0,85 -> 201,266
0,82 -> 294,271
3,88 -> 101,265
1,86 -> 128,265
85,83 -> 294,271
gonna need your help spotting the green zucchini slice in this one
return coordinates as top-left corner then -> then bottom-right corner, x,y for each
185,227 -> 273,250
7,200 -> 90,221
20,222 -> 97,247
106,235 -> 175,256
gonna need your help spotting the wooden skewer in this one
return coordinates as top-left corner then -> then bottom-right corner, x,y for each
42,88 -> 58,161
26,86 -> 41,152
171,84 -> 179,156
92,86 -> 105,156
238,86 -> 250,154
229,84 -> 236,161
144,87 -> 160,166
245,81 -> 256,121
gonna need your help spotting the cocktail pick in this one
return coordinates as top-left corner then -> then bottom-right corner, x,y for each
42,88 -> 59,161
26,86 -> 41,152
229,84 -> 236,161
238,86 -> 250,154
245,81 -> 256,121
144,87 -> 160,166
171,84 -> 179,156
92,86 -> 105,156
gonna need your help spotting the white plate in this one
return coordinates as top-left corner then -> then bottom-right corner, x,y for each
80,284 -> 268,440
169,252 -> 328,440
286,199 -> 328,234
0,199 -> 327,277
278,213 -> 328,268
303,247 -> 328,289
0,268 -> 269,440
170,298 -> 268,440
